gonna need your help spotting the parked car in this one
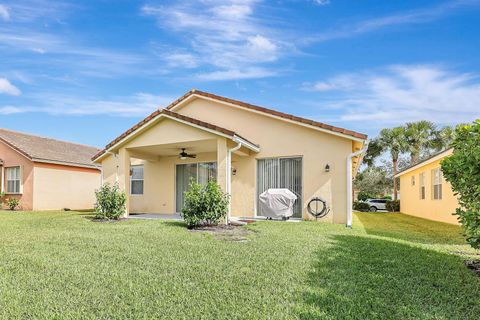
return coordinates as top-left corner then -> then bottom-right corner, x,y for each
365,199 -> 387,212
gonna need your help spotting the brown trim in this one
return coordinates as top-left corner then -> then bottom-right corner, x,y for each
0,136 -> 32,161
33,161 -> 101,173
92,89 -> 367,161
92,109 -> 259,161
168,90 -> 368,140
0,130 -> 100,170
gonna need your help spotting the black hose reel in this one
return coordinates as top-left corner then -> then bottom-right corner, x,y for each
307,197 -> 330,219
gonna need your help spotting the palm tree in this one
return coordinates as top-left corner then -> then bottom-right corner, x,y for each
405,121 -> 437,164
377,126 -> 409,200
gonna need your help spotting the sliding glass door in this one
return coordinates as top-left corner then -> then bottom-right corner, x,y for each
257,157 -> 302,218
176,162 -> 217,213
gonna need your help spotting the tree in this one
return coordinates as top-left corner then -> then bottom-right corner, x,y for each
405,120 -> 438,164
377,126 -> 409,200
354,166 -> 392,198
435,125 -> 455,150
441,120 -> 480,248
363,139 -> 383,167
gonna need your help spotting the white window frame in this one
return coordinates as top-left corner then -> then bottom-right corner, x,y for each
130,165 -> 144,195
6,166 -> 22,194
432,168 -> 443,200
419,172 -> 425,200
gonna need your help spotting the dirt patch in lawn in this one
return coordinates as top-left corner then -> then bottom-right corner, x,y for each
465,260 -> 480,277
190,224 -> 254,242
88,217 -> 127,223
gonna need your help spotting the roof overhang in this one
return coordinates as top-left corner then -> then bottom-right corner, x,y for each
93,111 -> 260,163
394,148 -> 453,178
168,90 -> 368,143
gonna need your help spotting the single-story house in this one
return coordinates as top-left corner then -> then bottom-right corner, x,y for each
92,89 -> 368,225
0,128 -> 101,211
395,148 -> 459,224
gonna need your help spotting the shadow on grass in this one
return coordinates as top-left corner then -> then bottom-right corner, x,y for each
162,221 -> 187,229
355,212 -> 465,245
298,235 -> 480,320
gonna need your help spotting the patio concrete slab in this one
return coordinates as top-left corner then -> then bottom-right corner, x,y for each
128,214 -> 183,220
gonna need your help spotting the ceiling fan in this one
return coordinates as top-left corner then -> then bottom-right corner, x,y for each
179,148 -> 196,160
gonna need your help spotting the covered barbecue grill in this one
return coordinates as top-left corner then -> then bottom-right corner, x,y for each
259,188 -> 297,219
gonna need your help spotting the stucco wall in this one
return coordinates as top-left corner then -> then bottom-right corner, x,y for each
32,163 -> 101,210
0,141 -> 34,210
399,153 -> 459,225
99,97 -> 360,223
172,97 -> 354,223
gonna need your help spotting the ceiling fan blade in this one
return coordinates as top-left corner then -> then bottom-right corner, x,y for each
187,154 -> 197,158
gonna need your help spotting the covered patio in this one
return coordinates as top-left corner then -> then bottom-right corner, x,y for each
97,110 -> 259,221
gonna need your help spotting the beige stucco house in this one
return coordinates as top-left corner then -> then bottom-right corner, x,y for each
395,148 -> 459,225
0,129 -> 101,211
92,90 -> 368,225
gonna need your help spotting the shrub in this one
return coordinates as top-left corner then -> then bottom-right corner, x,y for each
441,120 -> 480,248
382,195 -> 392,200
6,198 -> 19,211
94,183 -> 126,220
353,201 -> 370,212
386,200 -> 400,212
357,192 -> 374,202
182,179 -> 229,228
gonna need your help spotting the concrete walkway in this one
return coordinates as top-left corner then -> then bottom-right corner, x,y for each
128,214 -> 183,220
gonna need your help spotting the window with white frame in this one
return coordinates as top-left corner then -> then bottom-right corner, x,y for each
130,165 -> 144,195
419,172 -> 425,200
6,167 -> 21,194
432,168 -> 443,200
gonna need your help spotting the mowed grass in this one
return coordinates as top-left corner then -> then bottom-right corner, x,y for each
0,211 -> 479,319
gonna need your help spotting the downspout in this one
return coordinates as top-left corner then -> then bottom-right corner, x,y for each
226,142 -> 242,224
0,159 -> 4,194
346,141 -> 369,228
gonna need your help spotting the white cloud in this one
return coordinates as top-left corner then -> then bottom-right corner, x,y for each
313,0 -> 330,5
142,0 -> 284,80
0,106 -> 24,114
307,65 -> 480,125
305,0 -> 479,43
162,52 -> 199,69
16,92 -> 174,116
195,67 -> 276,81
0,4 -> 10,20
0,78 -> 21,95
0,0 -> 71,22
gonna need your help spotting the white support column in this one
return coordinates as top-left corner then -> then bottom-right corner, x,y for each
0,164 -> 4,193
118,148 -> 131,218
226,143 -> 242,223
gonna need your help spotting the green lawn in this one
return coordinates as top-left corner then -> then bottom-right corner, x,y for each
0,211 -> 479,319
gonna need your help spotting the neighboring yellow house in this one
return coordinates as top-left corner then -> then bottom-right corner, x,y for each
395,148 -> 459,225
92,90 -> 368,225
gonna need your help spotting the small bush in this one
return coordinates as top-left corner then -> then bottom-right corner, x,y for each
382,195 -> 392,200
6,198 -> 19,211
182,179 -> 229,228
353,201 -> 370,212
386,200 -> 400,212
94,183 -> 126,220
357,192 -> 374,202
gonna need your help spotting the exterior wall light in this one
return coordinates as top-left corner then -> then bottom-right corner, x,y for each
232,168 -> 237,176
325,164 -> 330,172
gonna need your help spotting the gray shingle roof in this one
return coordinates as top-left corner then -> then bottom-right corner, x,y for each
0,128 -> 100,169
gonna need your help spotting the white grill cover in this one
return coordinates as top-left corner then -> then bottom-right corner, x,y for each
259,188 -> 297,218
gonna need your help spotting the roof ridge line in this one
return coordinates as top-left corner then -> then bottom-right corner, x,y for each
0,128 -> 100,150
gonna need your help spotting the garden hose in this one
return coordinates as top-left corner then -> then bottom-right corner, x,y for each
307,197 -> 330,219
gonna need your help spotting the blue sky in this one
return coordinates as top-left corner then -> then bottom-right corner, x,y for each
1,0 -> 479,148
